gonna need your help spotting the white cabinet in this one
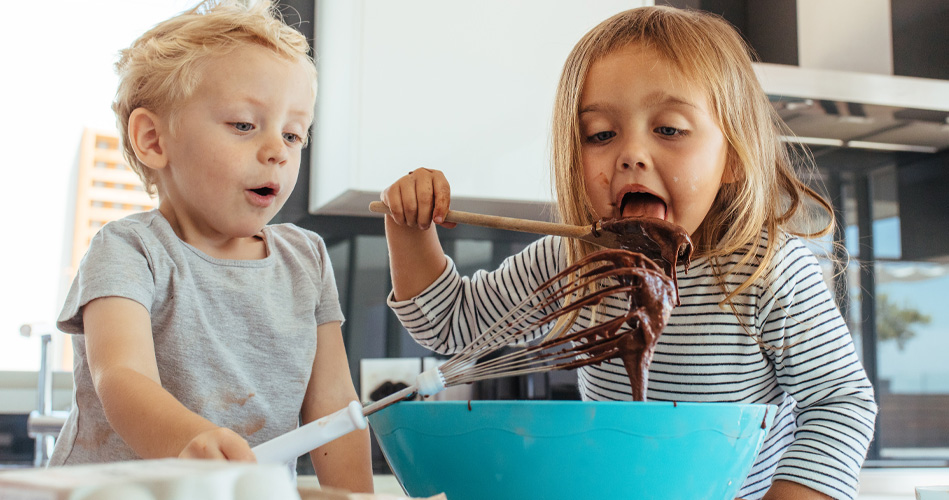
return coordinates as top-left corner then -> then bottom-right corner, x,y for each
309,0 -> 648,217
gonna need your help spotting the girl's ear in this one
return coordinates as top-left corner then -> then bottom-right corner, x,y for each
721,150 -> 738,184
128,108 -> 168,170
722,163 -> 736,184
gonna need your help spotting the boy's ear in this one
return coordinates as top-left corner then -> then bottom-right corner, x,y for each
128,108 -> 168,170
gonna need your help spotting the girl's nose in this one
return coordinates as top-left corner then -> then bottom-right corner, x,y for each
617,133 -> 649,171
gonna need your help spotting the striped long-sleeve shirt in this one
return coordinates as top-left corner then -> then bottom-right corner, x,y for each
388,231 -> 878,500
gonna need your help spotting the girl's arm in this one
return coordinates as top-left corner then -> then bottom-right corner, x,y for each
759,480 -> 833,500
381,168 -> 453,300
388,236 -> 566,356
84,296 -> 255,460
304,321 -> 373,493
380,168 -> 569,356
759,238 -> 877,499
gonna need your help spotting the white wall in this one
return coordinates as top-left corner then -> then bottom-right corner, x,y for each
0,1 -> 196,374
0,372 -> 73,414
310,0 -> 650,218
797,0 -> 893,74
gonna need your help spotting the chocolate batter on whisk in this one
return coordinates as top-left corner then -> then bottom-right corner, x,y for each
433,219 -> 692,401
598,217 -> 693,303
533,217 -> 692,400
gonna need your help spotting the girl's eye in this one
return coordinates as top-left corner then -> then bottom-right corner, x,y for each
231,122 -> 254,132
655,126 -> 680,136
588,131 -> 615,143
283,132 -> 301,144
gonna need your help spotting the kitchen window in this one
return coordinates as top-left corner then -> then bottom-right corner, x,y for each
820,156 -> 949,465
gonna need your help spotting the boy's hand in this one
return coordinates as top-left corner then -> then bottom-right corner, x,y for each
381,167 -> 456,229
179,427 -> 256,462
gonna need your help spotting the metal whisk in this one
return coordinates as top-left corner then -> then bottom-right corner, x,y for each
253,249 -> 675,465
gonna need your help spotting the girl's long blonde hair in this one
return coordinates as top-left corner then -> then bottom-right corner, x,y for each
551,6 -> 833,306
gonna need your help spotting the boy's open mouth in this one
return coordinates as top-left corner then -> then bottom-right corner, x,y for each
620,192 -> 667,219
250,186 -> 275,197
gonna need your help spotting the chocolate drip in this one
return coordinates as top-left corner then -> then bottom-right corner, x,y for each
510,218 -> 692,400
525,248 -> 680,400
597,217 -> 693,304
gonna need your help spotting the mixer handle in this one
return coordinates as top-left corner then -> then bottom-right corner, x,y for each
252,400 -> 366,465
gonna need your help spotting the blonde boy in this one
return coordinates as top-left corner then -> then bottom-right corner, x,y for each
51,0 -> 372,492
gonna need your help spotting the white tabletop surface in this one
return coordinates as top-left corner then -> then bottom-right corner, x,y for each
298,469 -> 949,499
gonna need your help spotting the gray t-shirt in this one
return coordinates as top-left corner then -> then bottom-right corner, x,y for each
50,210 -> 345,466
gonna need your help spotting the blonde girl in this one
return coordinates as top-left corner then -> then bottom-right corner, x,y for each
381,6 -> 876,500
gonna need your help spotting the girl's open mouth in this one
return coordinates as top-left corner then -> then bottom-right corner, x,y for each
620,192 -> 667,219
250,186 -> 275,197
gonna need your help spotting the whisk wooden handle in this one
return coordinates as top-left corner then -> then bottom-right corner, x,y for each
368,201 -> 589,238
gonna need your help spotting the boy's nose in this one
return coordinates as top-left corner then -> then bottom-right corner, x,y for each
259,135 -> 289,165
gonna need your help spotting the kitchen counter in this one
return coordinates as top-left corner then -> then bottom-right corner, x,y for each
371,475 -> 405,495
857,468 -> 949,499
297,475 -> 405,497
297,469 -> 949,499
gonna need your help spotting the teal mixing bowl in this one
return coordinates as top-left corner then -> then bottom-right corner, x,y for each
368,400 -> 773,500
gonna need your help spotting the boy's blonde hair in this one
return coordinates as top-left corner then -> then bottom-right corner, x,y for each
551,6 -> 833,303
113,0 -> 317,197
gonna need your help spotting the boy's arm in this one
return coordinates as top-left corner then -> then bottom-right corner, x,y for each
84,296 -> 254,460
381,168 -> 452,300
304,321 -> 373,493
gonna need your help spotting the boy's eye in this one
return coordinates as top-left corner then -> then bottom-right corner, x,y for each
655,126 -> 680,136
231,122 -> 254,132
283,132 -> 301,144
588,131 -> 615,143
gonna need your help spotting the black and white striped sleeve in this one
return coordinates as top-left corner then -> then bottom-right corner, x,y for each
387,236 -> 565,355
759,237 -> 878,500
